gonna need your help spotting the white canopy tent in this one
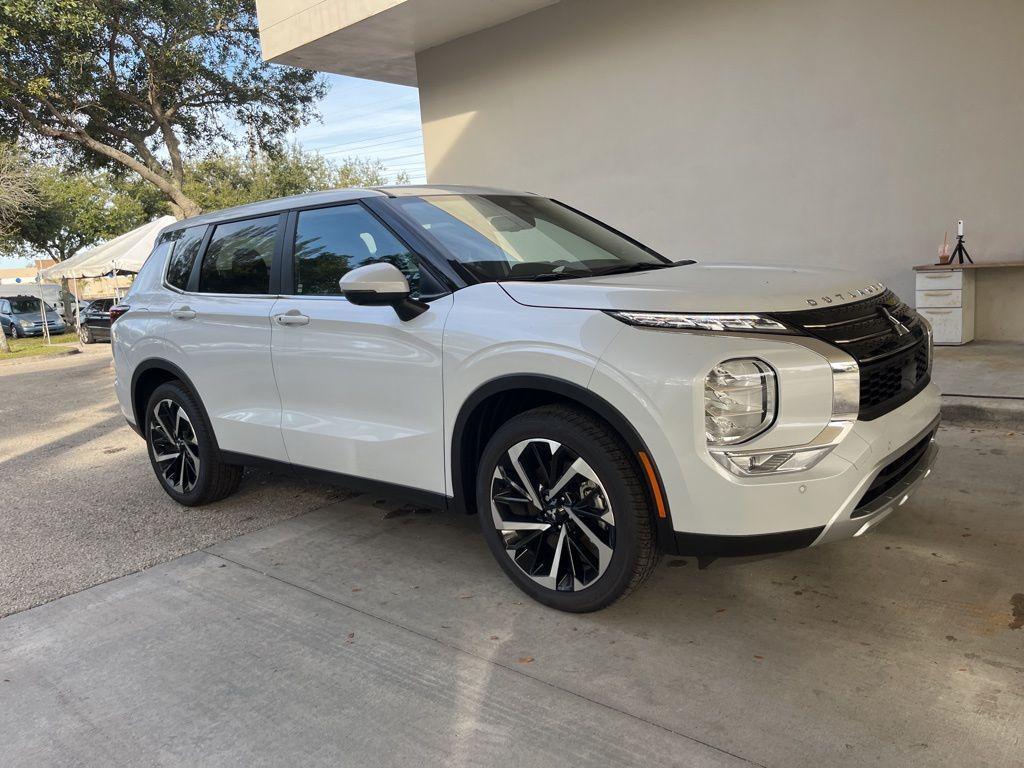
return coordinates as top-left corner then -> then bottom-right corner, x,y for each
35,215 -> 175,338
38,215 -> 176,281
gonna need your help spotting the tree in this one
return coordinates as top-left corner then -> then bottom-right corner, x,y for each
0,0 -> 326,218
1,166 -> 154,262
0,141 -> 38,238
180,147 -> 409,212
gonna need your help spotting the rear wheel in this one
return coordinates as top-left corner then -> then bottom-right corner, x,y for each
144,381 -> 243,506
476,405 -> 659,612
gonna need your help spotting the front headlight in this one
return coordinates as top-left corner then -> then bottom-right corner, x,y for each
610,311 -> 791,333
705,358 -> 777,445
19,320 -> 32,327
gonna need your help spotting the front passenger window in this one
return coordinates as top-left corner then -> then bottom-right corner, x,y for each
198,216 -> 278,295
292,204 -> 426,297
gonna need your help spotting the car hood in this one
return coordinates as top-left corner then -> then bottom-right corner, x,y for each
12,310 -> 62,321
498,262 -> 886,314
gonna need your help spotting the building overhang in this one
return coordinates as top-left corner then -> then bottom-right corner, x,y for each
256,0 -> 558,86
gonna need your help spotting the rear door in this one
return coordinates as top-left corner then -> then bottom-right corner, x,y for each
158,214 -> 288,462
269,201 -> 452,495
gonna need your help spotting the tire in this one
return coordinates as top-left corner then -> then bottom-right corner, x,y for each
476,404 -> 660,612
9,324 -> 19,339
80,325 -> 93,344
144,381 -> 243,506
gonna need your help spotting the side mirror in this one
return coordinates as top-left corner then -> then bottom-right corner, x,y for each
339,262 -> 428,322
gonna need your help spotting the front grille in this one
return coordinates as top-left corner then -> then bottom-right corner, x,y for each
852,430 -> 935,516
773,290 -> 930,421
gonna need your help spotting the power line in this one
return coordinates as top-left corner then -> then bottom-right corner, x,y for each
320,134 -> 423,155
316,128 -> 423,154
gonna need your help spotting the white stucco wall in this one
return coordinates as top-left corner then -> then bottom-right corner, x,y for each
416,0 -> 1024,305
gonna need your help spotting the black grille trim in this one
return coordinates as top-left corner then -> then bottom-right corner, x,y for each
852,430 -> 935,516
772,290 -> 930,421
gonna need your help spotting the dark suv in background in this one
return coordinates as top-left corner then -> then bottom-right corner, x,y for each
79,298 -> 116,343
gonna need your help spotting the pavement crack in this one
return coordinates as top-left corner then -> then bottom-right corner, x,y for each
205,549 -> 768,768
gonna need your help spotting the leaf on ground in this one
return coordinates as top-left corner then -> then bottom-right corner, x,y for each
517,656 -> 534,664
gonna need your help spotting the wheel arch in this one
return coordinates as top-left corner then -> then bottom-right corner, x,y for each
130,359 -> 218,448
451,374 -> 677,551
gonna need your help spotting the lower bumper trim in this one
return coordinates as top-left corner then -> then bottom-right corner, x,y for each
673,526 -> 824,558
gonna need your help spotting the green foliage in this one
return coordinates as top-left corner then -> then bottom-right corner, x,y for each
181,147 -> 409,213
0,0 -> 327,215
0,166 -> 153,261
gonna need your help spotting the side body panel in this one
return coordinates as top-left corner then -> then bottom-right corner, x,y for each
270,294 -> 452,493
152,293 -> 288,461
441,284 -> 625,497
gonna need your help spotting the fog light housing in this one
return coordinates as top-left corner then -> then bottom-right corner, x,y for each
710,445 -> 835,476
705,358 -> 777,446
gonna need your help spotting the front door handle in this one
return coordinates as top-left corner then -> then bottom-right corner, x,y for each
274,310 -> 310,327
171,306 -> 196,320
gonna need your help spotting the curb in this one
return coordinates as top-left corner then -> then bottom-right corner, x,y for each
0,346 -> 82,367
941,395 -> 1024,431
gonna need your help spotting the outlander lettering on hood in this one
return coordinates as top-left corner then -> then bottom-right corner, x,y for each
804,282 -> 886,307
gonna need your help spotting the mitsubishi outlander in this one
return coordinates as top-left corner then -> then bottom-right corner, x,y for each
112,186 -> 940,612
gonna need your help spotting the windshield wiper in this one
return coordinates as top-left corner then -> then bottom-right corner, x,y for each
592,262 -> 674,277
525,271 -> 589,281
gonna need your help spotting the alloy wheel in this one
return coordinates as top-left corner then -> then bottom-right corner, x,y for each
490,438 -> 616,592
148,398 -> 201,493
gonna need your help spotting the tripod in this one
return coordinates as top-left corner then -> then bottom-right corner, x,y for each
949,233 -> 973,264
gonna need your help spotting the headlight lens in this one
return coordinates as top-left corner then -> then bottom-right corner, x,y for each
609,311 -> 791,333
19,320 -> 31,327
705,358 -> 777,445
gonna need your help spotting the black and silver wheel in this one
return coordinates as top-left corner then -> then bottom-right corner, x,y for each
477,405 -> 659,612
9,324 -> 19,339
144,381 -> 242,506
79,324 -> 93,344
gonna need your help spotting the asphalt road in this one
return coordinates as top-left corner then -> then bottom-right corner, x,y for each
0,347 -> 348,617
1,346 -> 1022,766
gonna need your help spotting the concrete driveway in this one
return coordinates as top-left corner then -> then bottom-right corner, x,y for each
1,350 -> 1022,767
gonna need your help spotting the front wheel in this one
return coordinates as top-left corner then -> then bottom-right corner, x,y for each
476,405 -> 659,612
79,324 -> 93,344
9,324 -> 19,339
145,381 -> 243,506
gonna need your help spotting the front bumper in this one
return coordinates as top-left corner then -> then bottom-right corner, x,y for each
20,323 -> 66,337
813,418 -> 938,545
663,382 -> 942,558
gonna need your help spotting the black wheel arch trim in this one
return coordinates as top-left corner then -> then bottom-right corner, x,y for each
129,358 -> 220,450
451,374 -> 680,554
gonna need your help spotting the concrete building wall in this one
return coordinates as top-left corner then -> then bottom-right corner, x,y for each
417,0 -> 1024,302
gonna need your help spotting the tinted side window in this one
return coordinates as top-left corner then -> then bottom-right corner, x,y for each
199,216 -> 278,295
293,205 -> 423,296
165,226 -> 206,290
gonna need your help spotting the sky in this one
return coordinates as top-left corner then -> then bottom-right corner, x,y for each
293,74 -> 425,185
0,75 -> 423,268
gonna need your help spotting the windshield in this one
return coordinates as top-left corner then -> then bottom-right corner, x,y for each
393,195 -> 670,282
8,298 -> 51,314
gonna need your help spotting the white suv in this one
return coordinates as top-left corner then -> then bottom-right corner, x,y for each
112,186 -> 940,611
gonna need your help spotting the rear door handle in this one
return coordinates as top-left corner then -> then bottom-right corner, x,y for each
274,310 -> 310,327
171,306 -> 196,320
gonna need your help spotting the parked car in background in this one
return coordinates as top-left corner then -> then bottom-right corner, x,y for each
79,298 -> 115,343
0,296 -> 67,338
112,185 -> 940,612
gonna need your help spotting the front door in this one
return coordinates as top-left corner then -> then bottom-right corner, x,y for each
270,202 -> 451,495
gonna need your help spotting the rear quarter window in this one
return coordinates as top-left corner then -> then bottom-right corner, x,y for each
165,226 -> 207,290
